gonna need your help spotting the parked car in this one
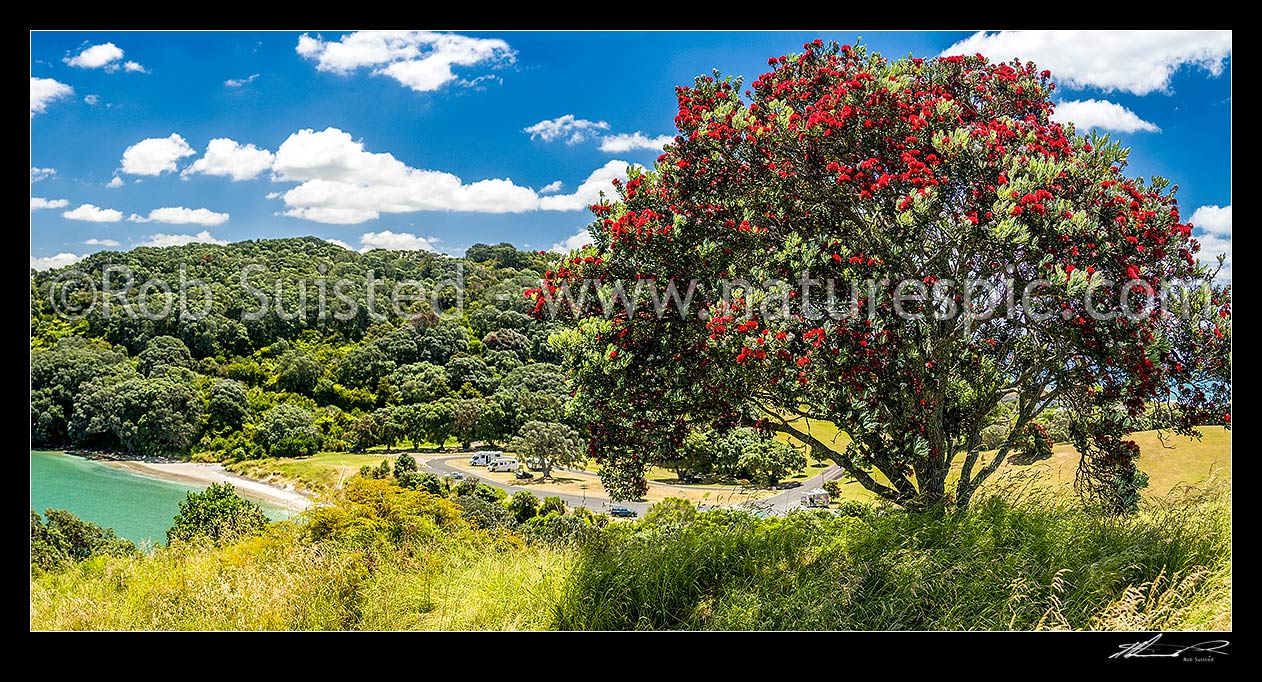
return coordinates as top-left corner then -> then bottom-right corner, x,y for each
610,506 -> 638,518
445,472 -> 465,480
514,470 -> 534,480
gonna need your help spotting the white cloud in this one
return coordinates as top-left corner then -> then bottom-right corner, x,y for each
539,160 -> 638,211
1189,204 -> 1231,282
359,230 -> 436,252
524,115 -> 610,144
106,176 -> 125,188
85,238 -> 121,247
265,191 -> 281,199
296,30 -> 514,93
1052,99 -> 1160,133
599,132 -> 674,153
30,167 -> 57,183
31,77 -> 73,118
128,207 -> 230,226
1189,204 -> 1231,236
84,94 -> 101,106
31,197 -> 69,210
272,127 -> 527,222
326,238 -> 353,250
268,127 -> 636,223
31,253 -> 84,271
182,138 -> 275,181
137,230 -> 228,248
550,229 -> 593,254
224,73 -> 259,87
123,61 -> 148,74
538,180 -> 564,194
942,30 -> 1231,96
121,134 -> 196,175
64,42 -> 124,69
63,204 -> 123,222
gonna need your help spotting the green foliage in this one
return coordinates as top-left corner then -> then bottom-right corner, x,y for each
525,514 -> 599,546
473,483 -> 506,504
417,322 -> 469,365
137,336 -> 193,377
31,337 -> 135,445
507,491 -> 541,524
276,350 -> 323,395
465,242 -> 533,269
166,483 -> 268,545
339,344 -> 395,389
710,428 -> 806,485
70,374 -> 204,456
397,471 -> 445,495
834,500 -> 873,519
642,497 -> 696,527
453,480 -> 505,504
736,436 -> 806,486
394,452 -> 418,476
457,495 -> 515,530
31,508 -> 138,572
258,403 -> 320,457
509,420 -> 585,478
555,488 -> 1229,630
359,459 -> 393,480
822,479 -> 842,499
1013,422 -> 1055,464
446,356 -> 498,395
389,362 -> 450,404
308,477 -> 462,546
573,506 -> 610,528
208,379 -> 252,431
541,496 -> 566,517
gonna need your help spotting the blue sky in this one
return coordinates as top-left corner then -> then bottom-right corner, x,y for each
30,30 -> 1232,277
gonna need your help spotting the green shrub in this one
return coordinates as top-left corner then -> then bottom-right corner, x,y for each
397,471 -> 444,496
541,496 -> 567,517
166,483 -> 268,545
834,500 -> 872,519
31,508 -> 138,572
507,491 -> 541,524
457,495 -> 515,530
526,514 -> 599,546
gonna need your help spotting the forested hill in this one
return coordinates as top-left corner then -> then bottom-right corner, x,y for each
31,237 -> 573,460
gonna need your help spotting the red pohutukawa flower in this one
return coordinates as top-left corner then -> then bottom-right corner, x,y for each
530,40 -> 1231,511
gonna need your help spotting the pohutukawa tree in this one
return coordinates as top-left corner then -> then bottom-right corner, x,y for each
533,41 -> 1231,512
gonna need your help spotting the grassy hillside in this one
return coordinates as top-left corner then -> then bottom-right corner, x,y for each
31,470 -> 1230,631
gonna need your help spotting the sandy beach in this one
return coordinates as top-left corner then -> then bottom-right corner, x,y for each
104,460 -> 314,511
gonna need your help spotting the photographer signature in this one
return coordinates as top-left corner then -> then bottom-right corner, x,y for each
1111,634 -> 1229,660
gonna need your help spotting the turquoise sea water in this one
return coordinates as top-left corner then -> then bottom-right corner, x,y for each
31,450 -> 293,545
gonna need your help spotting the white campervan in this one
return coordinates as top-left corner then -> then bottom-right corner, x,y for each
487,457 -> 520,473
469,451 -> 503,466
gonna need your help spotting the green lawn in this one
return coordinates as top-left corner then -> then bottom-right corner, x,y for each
227,451 -> 405,492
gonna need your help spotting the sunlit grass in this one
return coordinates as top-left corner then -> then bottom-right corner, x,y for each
776,422 -> 1231,503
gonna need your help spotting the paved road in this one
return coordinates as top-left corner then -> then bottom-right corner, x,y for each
424,454 -> 847,517
754,465 -> 848,514
422,455 -> 651,515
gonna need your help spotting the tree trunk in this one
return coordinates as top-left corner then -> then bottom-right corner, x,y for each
542,458 -> 553,480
